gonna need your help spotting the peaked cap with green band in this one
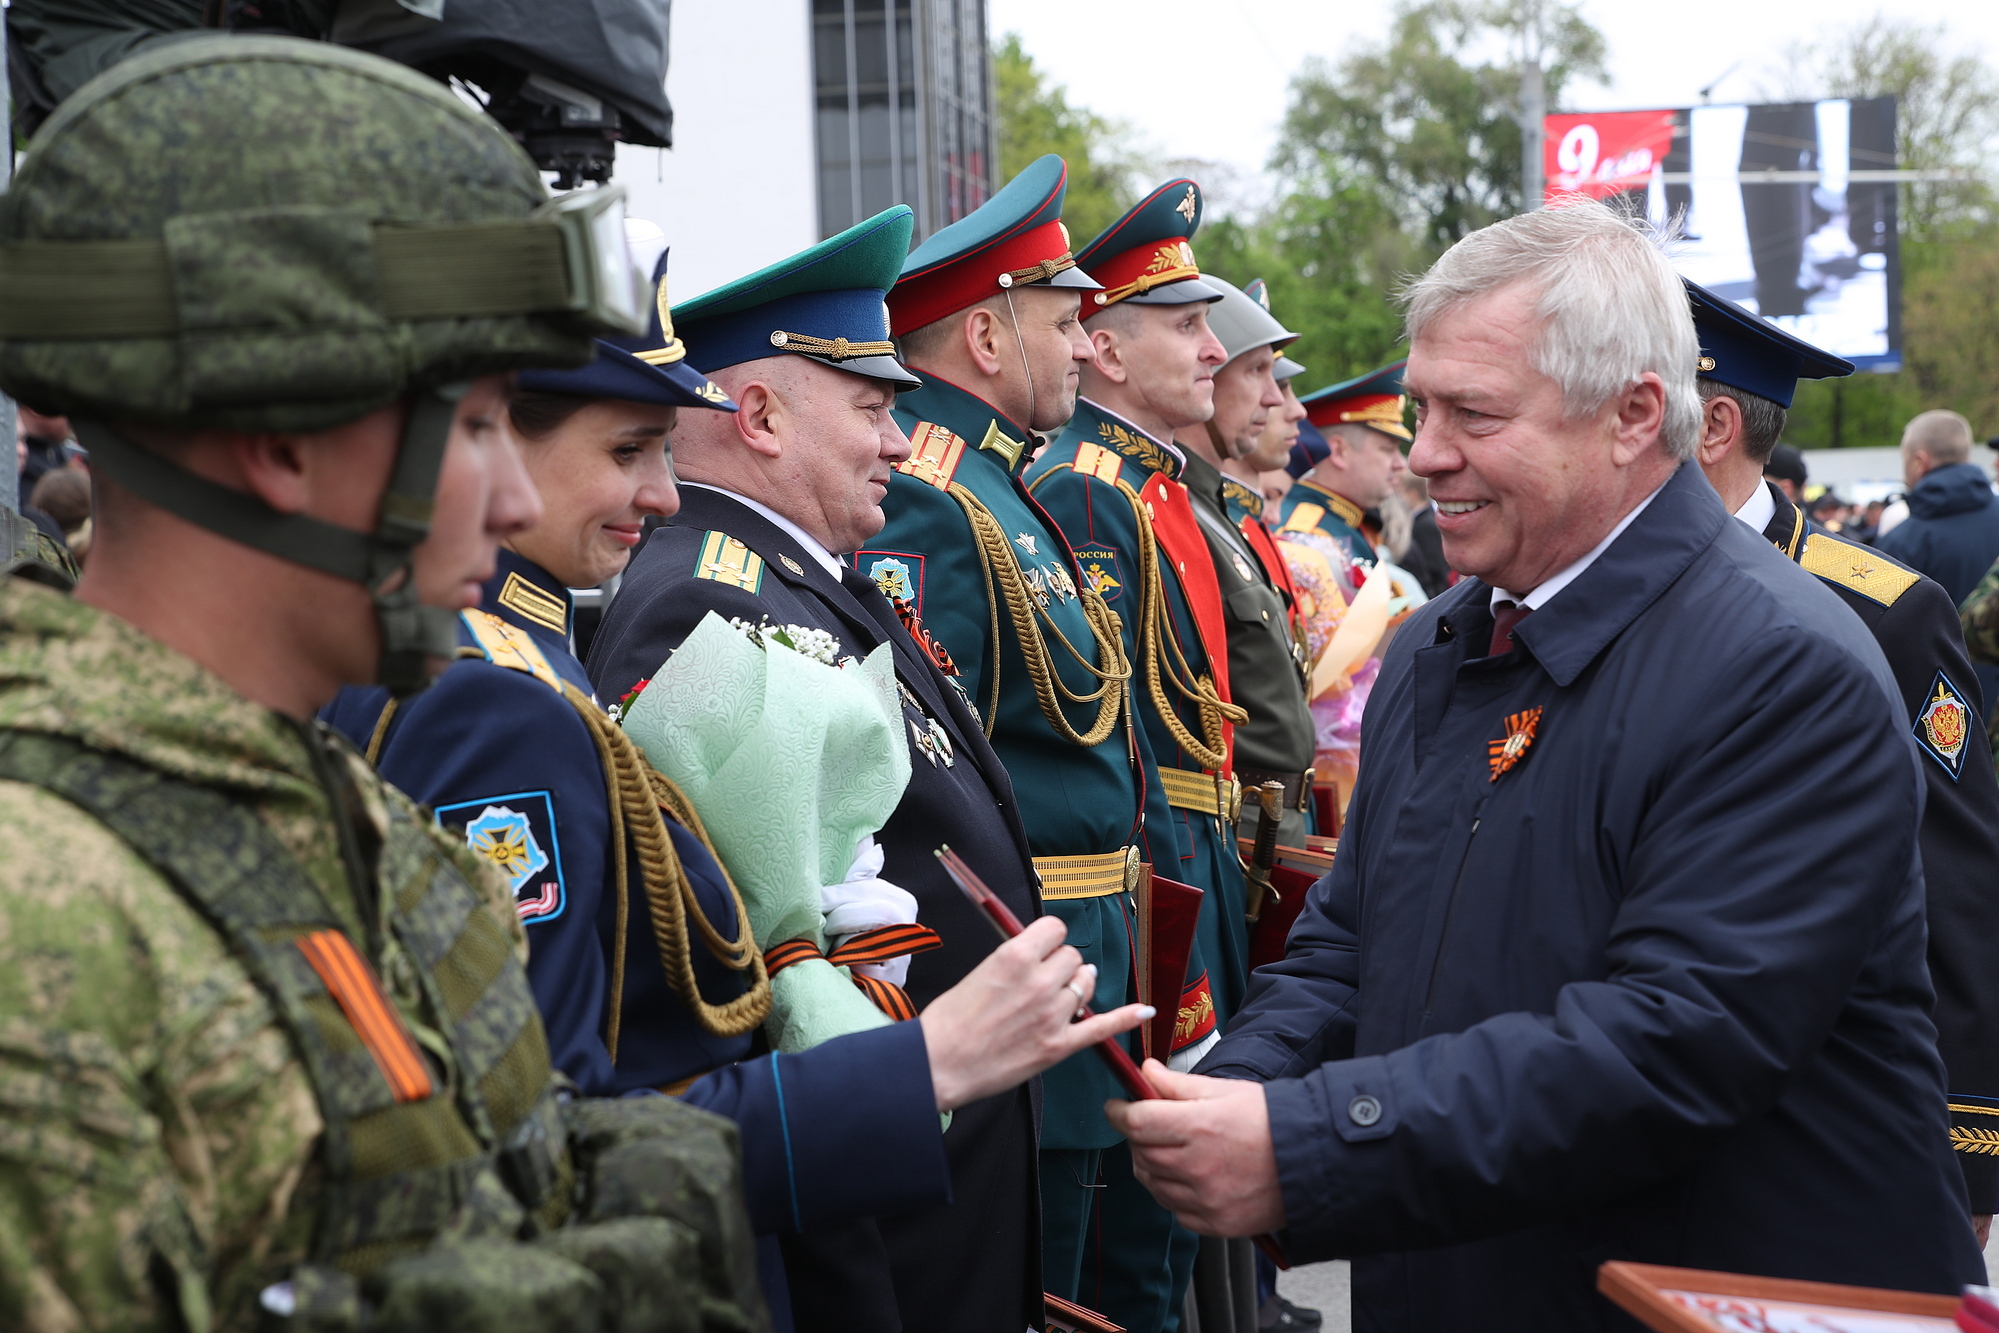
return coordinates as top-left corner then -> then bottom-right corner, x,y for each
0,36 -> 633,694
674,205 -> 921,387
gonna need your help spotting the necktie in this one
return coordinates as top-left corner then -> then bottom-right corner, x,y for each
1489,600 -> 1532,658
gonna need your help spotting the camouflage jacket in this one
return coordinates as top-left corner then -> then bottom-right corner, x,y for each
0,581 -> 533,1332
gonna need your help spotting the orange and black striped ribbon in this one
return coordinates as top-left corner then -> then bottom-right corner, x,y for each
296,929 -> 435,1103
765,923 -> 944,1023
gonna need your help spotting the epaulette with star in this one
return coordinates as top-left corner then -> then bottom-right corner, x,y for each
1798,532 -> 1917,608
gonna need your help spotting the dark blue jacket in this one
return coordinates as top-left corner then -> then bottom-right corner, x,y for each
324,551 -> 949,1333
1200,463 -> 1983,1331
1879,462 -> 1999,605
588,488 -> 1046,1333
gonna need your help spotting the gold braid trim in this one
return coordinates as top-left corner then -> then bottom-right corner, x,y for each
563,682 -> 771,1053
1111,476 -> 1245,769
767,331 -> 896,360
948,481 -> 1130,748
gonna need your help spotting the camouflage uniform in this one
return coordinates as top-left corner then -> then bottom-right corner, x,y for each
1963,557 -> 1999,766
0,579 -> 531,1329
0,35 -> 761,1333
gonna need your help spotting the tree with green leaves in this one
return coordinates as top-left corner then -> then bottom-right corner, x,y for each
991,32 -> 1143,248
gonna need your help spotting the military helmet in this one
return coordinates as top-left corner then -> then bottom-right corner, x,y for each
0,36 -> 646,691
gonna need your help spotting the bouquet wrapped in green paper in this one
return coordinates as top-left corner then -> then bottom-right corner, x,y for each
621,611 -> 912,1052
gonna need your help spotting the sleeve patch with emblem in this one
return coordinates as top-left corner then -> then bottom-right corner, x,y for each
856,549 -> 927,613
1073,544 -> 1125,603
1915,670 -> 1973,780
435,790 -> 566,922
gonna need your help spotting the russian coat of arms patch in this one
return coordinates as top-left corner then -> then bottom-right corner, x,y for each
1915,671 -> 1972,780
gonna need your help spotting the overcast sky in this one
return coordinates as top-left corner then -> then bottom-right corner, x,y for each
987,0 -> 1999,209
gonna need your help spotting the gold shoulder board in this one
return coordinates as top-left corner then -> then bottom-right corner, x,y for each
896,422 -> 967,490
695,530 -> 765,593
1280,502 -> 1326,535
461,610 -> 564,691
1073,441 -> 1124,486
1799,532 -> 1919,608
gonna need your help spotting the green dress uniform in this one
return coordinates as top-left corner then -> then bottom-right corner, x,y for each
1022,178 -> 1249,1333
869,155 -> 1165,1322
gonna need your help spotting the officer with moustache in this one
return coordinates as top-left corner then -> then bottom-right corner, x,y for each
589,206 -> 1151,1333
1688,278 -> 1999,1240
859,155 -> 1172,1319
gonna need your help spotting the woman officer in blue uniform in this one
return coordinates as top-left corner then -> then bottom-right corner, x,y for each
326,260 -> 1148,1331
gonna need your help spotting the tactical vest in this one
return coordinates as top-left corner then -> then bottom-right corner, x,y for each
0,726 -> 571,1282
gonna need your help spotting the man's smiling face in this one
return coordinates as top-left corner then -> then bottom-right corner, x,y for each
1406,282 -> 1656,595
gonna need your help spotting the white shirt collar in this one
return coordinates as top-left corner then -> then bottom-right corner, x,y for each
680,482 -> 844,579
1732,480 -> 1778,534
1489,480 -> 1669,614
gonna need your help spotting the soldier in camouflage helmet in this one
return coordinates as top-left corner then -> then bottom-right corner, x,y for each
0,34 -> 764,1333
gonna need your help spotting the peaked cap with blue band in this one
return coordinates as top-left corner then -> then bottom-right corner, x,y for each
1075,178 -> 1223,311
517,250 -> 738,410
1246,279 -> 1308,381
1685,277 -> 1854,409
1302,360 -> 1409,441
888,154 -> 1100,333
673,206 -> 920,387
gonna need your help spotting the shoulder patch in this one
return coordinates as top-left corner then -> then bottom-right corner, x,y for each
436,790 -> 566,922
1280,502 -> 1326,535
1073,442 -> 1124,486
896,422 -> 967,490
497,571 -> 569,634
461,610 -> 563,691
856,549 -> 927,611
1915,671 -> 1974,781
1799,532 -> 1918,607
1073,543 -> 1125,603
695,530 -> 765,593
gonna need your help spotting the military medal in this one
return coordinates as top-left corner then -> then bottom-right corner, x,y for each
1488,707 -> 1542,781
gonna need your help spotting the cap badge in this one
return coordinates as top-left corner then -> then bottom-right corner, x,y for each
1176,186 -> 1197,223
1487,706 -> 1543,782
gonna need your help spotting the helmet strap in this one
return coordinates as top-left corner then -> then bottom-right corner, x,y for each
73,383 -> 467,698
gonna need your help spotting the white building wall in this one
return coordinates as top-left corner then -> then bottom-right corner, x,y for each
615,1 -> 817,302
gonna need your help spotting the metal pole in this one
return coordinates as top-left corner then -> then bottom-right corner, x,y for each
1518,1 -> 1546,212
0,10 -> 19,515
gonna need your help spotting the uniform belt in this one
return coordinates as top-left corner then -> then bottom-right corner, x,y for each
1236,766 -> 1314,814
1035,846 -> 1142,899
1157,767 -> 1243,822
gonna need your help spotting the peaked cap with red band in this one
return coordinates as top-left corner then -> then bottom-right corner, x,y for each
1076,177 -> 1224,313
1302,359 -> 1411,442
888,153 -> 1101,333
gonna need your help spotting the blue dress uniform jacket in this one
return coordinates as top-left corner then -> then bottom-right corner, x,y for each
869,375 -> 1145,1149
1757,481 -> 1999,1212
1200,464 -> 1984,1331
587,486 -> 1045,1333
324,551 -> 949,1333
1028,399 -> 1250,1033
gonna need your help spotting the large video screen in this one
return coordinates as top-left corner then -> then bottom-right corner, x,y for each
1545,98 -> 1900,370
